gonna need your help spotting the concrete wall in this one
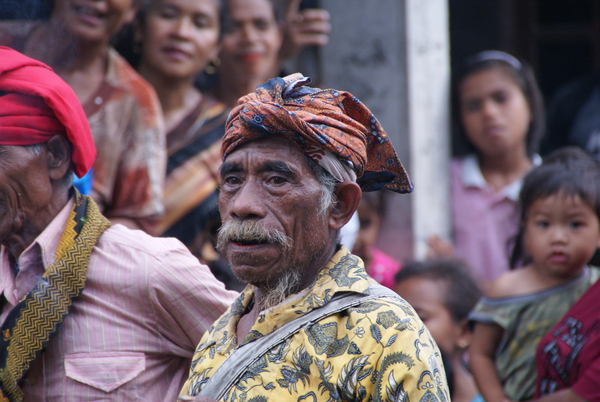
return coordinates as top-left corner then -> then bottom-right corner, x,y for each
318,0 -> 451,262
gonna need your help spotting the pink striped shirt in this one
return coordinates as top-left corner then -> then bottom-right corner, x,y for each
0,198 -> 238,402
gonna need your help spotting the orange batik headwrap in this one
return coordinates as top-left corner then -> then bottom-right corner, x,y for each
223,74 -> 413,193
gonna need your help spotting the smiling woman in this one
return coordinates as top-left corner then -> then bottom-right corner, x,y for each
0,0 -> 168,235
127,0 -> 246,289
210,0 -> 284,108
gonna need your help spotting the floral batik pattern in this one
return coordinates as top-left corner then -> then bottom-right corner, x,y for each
180,246 -> 450,401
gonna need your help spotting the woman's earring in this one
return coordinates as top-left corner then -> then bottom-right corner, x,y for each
204,57 -> 221,75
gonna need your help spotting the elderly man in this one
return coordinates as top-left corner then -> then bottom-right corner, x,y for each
179,74 -> 450,401
0,47 -> 237,402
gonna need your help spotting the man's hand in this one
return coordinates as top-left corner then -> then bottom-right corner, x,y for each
279,0 -> 331,60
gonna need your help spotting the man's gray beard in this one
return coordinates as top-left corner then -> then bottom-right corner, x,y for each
217,219 -> 301,309
258,267 -> 302,310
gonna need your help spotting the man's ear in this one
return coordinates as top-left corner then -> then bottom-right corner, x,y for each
329,182 -> 361,230
44,135 -> 73,181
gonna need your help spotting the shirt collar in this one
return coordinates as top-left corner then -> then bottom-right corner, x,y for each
460,154 -> 542,201
198,246 -> 372,355
0,197 -> 75,306
35,197 -> 76,269
0,197 -> 75,273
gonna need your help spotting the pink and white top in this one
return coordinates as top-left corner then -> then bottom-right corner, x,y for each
450,155 -> 541,288
0,198 -> 238,402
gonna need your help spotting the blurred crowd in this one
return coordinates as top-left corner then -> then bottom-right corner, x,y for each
1,0 -> 600,401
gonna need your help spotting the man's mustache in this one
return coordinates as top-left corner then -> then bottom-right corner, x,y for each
216,219 -> 292,252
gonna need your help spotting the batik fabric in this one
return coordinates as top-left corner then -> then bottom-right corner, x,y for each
180,246 -> 449,402
224,73 -> 412,194
535,277 -> 600,401
158,96 -> 244,290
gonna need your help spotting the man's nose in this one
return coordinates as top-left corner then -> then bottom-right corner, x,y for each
228,180 -> 266,219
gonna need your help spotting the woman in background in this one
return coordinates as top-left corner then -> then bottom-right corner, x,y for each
428,50 -> 545,291
129,0 -> 244,290
209,0 -> 330,107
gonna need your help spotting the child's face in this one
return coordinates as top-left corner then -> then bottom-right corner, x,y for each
524,192 -> 600,280
138,0 -> 220,81
219,0 -> 283,88
395,277 -> 463,355
52,0 -> 138,43
352,201 -> 381,259
459,67 -> 531,158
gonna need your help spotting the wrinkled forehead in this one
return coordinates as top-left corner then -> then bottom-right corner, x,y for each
220,136 -> 313,176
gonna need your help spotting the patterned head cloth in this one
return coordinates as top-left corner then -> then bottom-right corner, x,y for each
0,46 -> 96,178
223,73 -> 413,193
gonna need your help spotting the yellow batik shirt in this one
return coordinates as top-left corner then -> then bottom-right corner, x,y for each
180,247 -> 450,402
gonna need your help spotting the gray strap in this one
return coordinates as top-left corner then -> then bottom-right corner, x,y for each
198,283 -> 402,399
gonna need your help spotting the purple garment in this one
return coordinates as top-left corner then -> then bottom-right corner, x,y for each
450,155 -> 539,287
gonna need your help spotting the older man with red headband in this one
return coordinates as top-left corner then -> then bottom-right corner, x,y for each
0,47 -> 237,402
179,74 -> 449,401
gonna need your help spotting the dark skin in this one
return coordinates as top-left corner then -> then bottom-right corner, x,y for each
0,136 -> 73,259
180,137 -> 361,401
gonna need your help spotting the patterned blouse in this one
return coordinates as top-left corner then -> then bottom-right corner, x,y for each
180,247 -> 450,402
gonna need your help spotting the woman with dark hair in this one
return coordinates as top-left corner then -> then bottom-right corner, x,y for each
207,0 -> 330,108
427,50 -> 545,290
125,0 -> 245,290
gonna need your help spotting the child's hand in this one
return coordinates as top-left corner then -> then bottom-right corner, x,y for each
426,234 -> 455,258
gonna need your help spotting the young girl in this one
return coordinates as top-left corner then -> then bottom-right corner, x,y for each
427,50 -> 545,290
469,147 -> 600,402
394,258 -> 483,402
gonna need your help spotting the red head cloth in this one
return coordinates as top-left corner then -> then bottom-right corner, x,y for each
223,73 -> 413,193
0,46 -> 95,178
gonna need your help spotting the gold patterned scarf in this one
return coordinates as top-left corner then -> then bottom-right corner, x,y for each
0,190 -> 111,402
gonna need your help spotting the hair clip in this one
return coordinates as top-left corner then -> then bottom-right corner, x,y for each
468,50 -> 522,70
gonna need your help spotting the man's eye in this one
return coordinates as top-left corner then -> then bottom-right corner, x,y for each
223,176 -> 241,185
570,221 -> 583,228
268,176 -> 287,185
536,221 -> 549,228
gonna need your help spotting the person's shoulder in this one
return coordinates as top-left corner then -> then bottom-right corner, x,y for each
97,224 -> 193,261
486,266 -> 535,299
344,291 -> 423,331
106,47 -> 160,105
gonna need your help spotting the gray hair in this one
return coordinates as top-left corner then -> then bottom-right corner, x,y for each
23,143 -> 44,156
24,143 -> 74,189
304,155 -> 338,216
